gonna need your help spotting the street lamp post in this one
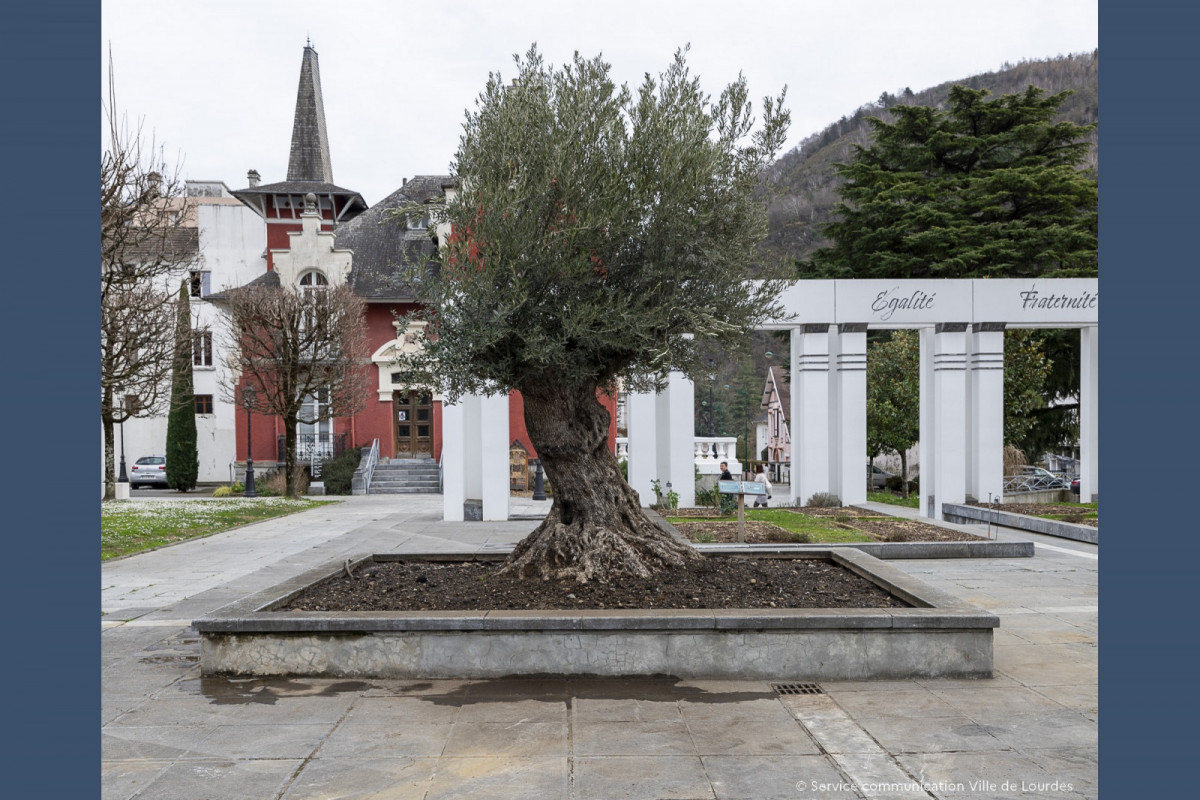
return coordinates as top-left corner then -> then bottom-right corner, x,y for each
117,396 -> 129,485
243,386 -> 257,498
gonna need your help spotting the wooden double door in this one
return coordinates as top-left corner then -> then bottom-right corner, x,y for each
393,390 -> 433,458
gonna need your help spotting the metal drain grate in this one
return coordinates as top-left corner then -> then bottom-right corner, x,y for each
772,682 -> 823,695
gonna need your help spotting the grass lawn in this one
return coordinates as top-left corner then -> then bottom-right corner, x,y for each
667,508 -> 873,544
866,491 -> 919,508
101,497 -> 336,560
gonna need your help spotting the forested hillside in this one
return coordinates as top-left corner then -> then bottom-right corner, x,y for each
761,51 -> 1098,263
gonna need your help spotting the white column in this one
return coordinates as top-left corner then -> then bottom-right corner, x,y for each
833,324 -> 868,505
479,393 -> 510,521
919,327 -> 935,518
627,390 -> 658,507
969,324 -> 1005,505
1080,326 -> 1098,502
791,324 -> 831,506
441,400 -> 466,521
462,394 -> 482,502
441,392 -> 510,522
933,324 -> 969,520
656,371 -> 696,508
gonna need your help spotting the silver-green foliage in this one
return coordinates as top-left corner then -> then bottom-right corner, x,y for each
398,46 -> 791,400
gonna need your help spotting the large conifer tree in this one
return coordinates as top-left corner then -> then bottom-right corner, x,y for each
803,85 -> 1096,455
801,85 -> 1097,280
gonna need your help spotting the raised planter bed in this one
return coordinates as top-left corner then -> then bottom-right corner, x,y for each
655,508 -> 1034,558
942,503 -> 1097,545
194,549 -> 997,681
693,540 -> 1034,559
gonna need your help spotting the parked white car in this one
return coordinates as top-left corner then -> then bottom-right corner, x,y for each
129,456 -> 167,488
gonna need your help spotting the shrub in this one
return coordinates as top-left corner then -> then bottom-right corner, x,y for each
886,475 -> 919,494
257,469 -> 310,497
695,486 -> 716,506
212,486 -> 233,497
649,478 -> 678,510
766,529 -> 813,544
618,459 -> 628,480
693,532 -> 716,544
807,492 -> 842,508
717,492 -> 737,516
320,447 -> 364,495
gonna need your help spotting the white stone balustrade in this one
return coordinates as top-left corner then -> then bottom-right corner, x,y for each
616,436 -> 740,476
693,437 -> 741,474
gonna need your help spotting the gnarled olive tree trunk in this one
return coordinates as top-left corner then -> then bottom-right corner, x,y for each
501,382 -> 701,583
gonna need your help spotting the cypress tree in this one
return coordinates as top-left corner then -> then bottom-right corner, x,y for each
166,279 -> 198,491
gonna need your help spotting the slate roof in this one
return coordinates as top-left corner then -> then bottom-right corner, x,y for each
234,180 -> 360,197
204,269 -> 279,302
116,227 -> 199,264
229,181 -> 368,219
337,175 -> 454,301
287,46 -> 334,183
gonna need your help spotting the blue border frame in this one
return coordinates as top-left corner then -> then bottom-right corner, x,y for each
3,2 -> 100,798
1101,1 -> 1199,793
4,1 -> 1196,796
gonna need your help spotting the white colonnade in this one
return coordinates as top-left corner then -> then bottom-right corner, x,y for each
443,278 -> 1098,522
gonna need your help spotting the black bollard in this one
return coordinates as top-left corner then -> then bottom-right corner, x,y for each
532,459 -> 546,501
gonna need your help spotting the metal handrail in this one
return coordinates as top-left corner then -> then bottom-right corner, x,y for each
1003,473 -> 1069,493
351,438 -> 379,495
363,439 -> 379,494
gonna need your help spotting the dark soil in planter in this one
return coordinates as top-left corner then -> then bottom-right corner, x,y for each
671,508 -> 985,544
281,557 -> 910,612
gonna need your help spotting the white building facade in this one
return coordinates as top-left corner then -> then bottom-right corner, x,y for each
118,181 -> 267,483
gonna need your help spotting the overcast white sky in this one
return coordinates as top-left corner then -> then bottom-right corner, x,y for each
101,0 -> 1098,206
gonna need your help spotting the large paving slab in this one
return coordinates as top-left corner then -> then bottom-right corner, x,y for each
101,493 -> 1097,799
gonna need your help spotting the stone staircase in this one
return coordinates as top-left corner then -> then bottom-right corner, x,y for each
368,458 -> 441,494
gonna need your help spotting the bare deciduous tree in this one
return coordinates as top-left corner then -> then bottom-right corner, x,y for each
221,281 -> 371,497
101,49 -> 195,499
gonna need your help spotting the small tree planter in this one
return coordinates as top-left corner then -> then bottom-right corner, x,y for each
194,549 -> 997,681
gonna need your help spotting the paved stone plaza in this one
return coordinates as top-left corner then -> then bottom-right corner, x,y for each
102,495 -> 1097,799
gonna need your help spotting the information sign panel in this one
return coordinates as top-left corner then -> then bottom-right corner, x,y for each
718,480 -> 767,495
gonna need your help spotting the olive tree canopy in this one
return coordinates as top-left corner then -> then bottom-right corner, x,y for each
399,47 -> 790,582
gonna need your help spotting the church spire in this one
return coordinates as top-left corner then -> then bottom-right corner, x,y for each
286,44 -> 334,184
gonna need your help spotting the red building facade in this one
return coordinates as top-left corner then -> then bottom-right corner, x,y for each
226,46 -> 616,478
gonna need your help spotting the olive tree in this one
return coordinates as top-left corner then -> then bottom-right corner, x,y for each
398,47 -> 789,582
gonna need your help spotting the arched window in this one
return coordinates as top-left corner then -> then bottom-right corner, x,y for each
298,271 -> 329,338
299,270 -> 328,290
